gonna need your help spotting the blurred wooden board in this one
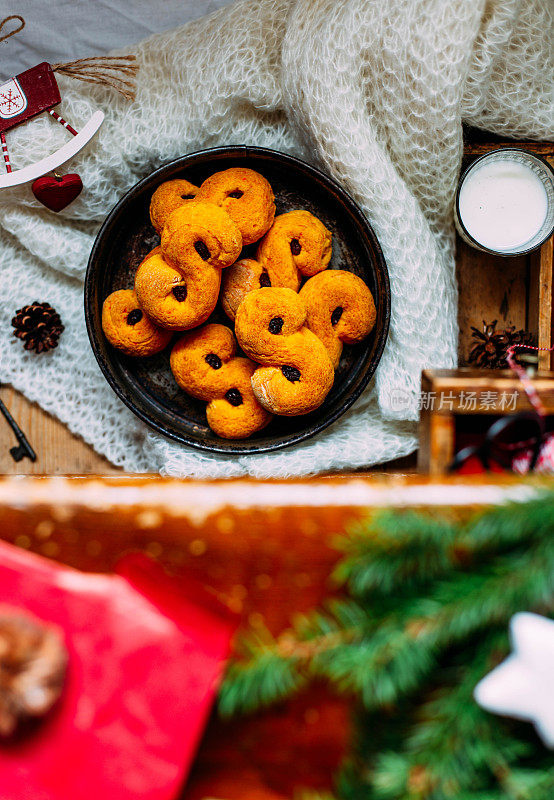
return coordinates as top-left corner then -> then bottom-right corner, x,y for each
0,474 -> 546,799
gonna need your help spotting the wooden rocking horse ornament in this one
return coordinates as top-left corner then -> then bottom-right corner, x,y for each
0,16 -> 138,210
0,62 -> 104,205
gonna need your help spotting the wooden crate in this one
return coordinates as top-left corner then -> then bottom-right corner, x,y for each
0,474 -> 548,799
458,140 -> 554,371
418,367 -> 554,474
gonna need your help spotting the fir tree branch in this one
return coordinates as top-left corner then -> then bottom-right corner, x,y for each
221,514 -> 554,716
334,511 -> 459,596
368,632 -> 531,799
499,767 -> 554,800
458,491 -> 554,554
219,492 -> 554,799
219,648 -> 308,717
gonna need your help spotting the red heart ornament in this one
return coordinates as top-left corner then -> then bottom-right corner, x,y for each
32,173 -> 83,212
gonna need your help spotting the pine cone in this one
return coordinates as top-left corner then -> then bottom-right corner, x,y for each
467,320 -> 535,369
0,607 -> 67,737
11,301 -> 64,354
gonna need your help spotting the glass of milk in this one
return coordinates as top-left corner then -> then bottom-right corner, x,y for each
455,149 -> 554,256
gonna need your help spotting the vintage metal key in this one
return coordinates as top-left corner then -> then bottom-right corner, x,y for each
0,389 -> 37,462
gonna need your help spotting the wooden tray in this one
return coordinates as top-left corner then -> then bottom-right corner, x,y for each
418,367 -> 554,473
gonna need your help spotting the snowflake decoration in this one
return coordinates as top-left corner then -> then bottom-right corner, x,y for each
0,79 -> 27,119
0,89 -> 18,112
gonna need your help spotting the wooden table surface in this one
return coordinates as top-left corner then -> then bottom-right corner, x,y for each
0,387 -> 119,474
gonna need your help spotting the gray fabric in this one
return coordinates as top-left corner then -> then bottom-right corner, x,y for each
1,0 -> 231,77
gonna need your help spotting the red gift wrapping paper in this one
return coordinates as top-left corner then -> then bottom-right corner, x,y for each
0,542 -> 236,800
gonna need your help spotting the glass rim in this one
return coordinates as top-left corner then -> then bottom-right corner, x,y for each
455,147 -> 554,257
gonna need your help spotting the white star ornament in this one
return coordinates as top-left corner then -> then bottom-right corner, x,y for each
474,612 -> 554,748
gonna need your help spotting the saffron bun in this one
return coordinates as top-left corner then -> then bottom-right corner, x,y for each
220,258 -> 272,322
136,201 -> 243,330
196,167 -> 275,245
149,178 -> 199,235
299,270 -> 376,367
220,210 -> 333,321
255,210 -> 332,291
134,248 -> 221,331
161,200 -> 243,272
234,287 -> 334,416
102,288 -> 172,356
170,323 -> 272,439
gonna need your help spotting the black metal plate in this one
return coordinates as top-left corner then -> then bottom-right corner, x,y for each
84,146 -> 391,454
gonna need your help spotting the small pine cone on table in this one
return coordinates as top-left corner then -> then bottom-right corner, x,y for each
11,301 -> 64,354
0,607 -> 68,737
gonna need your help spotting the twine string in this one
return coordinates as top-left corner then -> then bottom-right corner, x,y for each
52,55 -> 139,101
0,14 -> 138,100
0,14 -> 25,44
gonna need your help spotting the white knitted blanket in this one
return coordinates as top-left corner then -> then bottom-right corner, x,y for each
0,0 -> 552,477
